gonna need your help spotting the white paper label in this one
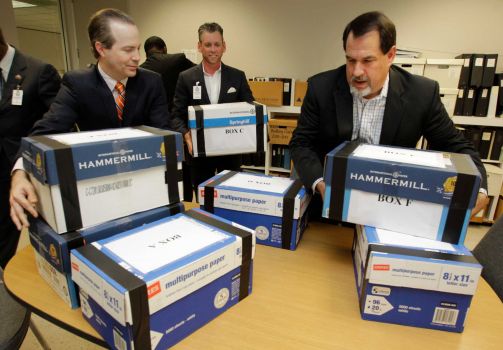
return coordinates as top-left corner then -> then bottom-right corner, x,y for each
482,89 -> 488,99
375,228 -> 456,251
487,58 -> 496,68
468,90 -> 474,99
221,172 -> 293,193
11,89 -> 23,105
193,84 -> 202,100
49,128 -> 151,145
353,144 -> 447,168
475,57 -> 484,66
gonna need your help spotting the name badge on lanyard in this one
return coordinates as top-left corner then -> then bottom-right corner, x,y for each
11,74 -> 23,106
193,81 -> 202,100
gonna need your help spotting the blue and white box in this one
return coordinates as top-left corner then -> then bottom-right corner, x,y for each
199,171 -> 310,250
21,126 -> 184,233
29,203 -> 184,308
188,102 -> 268,157
352,225 -> 482,332
71,209 -> 255,349
323,142 -> 481,244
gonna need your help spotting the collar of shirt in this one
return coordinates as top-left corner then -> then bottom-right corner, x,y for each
0,45 -> 16,81
359,73 -> 390,103
202,63 -> 222,104
97,63 -> 128,94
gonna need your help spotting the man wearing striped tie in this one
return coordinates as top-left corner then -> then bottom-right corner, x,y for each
9,8 -> 170,230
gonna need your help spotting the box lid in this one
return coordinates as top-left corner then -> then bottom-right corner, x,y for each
22,126 -> 183,185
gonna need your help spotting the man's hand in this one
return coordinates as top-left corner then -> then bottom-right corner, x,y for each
316,180 -> 326,201
471,192 -> 490,218
9,170 -> 38,230
184,131 -> 193,156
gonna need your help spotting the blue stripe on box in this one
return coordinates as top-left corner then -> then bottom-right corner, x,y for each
188,115 -> 268,129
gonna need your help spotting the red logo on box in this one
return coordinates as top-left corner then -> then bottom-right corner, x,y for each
199,189 -> 218,198
373,264 -> 390,271
71,262 -> 80,272
147,281 -> 161,298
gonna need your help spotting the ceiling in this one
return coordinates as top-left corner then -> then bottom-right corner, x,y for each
13,0 -> 61,33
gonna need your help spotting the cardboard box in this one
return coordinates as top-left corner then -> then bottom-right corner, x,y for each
293,81 -> 308,106
423,59 -> 464,89
393,58 -> 426,76
21,126 -> 184,233
188,102 -> 268,157
199,171 -> 310,250
29,203 -> 184,308
71,209 -> 255,349
439,88 -> 459,117
353,225 -> 482,332
248,80 -> 283,106
268,117 -> 298,145
323,142 -> 481,244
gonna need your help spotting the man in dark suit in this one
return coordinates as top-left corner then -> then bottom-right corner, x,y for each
140,36 -> 195,112
170,22 -> 254,199
140,36 -> 195,200
289,11 -> 488,216
0,28 -> 61,268
10,8 -> 170,230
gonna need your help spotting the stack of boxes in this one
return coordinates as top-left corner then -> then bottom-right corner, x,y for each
22,126 -> 256,349
322,141 -> 483,332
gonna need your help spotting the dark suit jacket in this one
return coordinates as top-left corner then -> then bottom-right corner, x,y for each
30,65 -> 169,136
170,63 -> 254,135
0,50 -> 60,167
140,52 -> 195,112
290,65 -> 487,190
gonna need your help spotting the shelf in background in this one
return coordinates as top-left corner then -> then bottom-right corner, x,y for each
452,116 -> 503,127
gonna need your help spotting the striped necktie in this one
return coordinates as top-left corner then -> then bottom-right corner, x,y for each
115,81 -> 125,121
0,68 -> 5,100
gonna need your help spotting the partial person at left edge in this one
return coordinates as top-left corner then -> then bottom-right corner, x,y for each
9,8 -> 170,232
0,27 -> 61,268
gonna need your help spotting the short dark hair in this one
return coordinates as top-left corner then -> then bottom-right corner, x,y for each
342,11 -> 396,54
88,8 -> 135,59
144,36 -> 166,56
198,22 -> 223,41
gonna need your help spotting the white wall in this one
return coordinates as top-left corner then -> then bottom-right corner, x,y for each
17,28 -> 66,73
0,0 -> 19,46
128,0 -> 503,80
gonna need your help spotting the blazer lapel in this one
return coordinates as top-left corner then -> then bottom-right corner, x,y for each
217,63 -> 228,103
123,75 -> 138,124
0,51 -> 27,109
379,68 -> 405,145
94,67 -> 120,127
334,72 -> 354,141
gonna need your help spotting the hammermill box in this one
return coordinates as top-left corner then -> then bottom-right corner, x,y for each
323,142 -> 481,244
188,102 -> 268,157
71,209 -> 255,350
199,170 -> 310,250
352,225 -> 482,332
21,126 -> 184,233
29,203 -> 184,308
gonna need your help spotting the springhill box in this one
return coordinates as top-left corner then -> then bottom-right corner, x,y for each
21,126 -> 184,233
29,203 -> 184,308
352,225 -> 482,332
323,142 -> 481,244
71,209 -> 255,350
188,102 -> 267,157
199,171 -> 310,250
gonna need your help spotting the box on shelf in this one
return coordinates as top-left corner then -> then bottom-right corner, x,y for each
199,171 -> 310,250
293,81 -> 308,106
352,225 -> 482,332
248,80 -> 283,106
393,57 -> 426,76
188,102 -> 267,157
21,126 -> 183,234
423,59 -> 464,89
71,209 -> 255,350
29,203 -> 184,308
323,142 -> 481,244
439,88 -> 459,117
268,117 -> 298,145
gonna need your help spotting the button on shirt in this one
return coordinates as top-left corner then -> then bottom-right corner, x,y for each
351,74 -> 389,144
202,64 -> 221,104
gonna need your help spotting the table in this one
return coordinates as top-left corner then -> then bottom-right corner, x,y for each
5,219 -> 503,349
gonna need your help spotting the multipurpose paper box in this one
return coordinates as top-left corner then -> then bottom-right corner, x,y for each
21,126 -> 184,233
352,225 -> 482,332
71,209 -> 255,350
199,170 -> 310,250
323,142 -> 481,244
29,203 -> 184,308
188,102 -> 268,157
